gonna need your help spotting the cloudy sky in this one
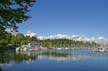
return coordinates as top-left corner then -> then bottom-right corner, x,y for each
19,0 -> 108,37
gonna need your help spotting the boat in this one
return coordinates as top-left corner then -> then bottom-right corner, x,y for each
65,48 -> 69,50
56,48 -> 62,50
98,48 -> 105,52
93,47 -> 106,52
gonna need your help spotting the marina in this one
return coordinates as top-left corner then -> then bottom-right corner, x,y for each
16,43 -> 42,51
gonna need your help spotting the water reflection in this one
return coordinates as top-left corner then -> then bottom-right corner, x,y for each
0,66 -> 2,71
0,49 -> 108,67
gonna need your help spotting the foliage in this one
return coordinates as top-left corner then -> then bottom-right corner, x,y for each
0,31 -> 99,48
39,39 -> 99,48
0,32 -> 32,48
0,0 -> 36,32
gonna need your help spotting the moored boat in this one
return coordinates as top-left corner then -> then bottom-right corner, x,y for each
93,47 -> 106,52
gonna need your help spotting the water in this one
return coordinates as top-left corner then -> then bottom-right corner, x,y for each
0,49 -> 108,71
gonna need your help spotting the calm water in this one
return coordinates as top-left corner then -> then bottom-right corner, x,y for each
0,49 -> 108,71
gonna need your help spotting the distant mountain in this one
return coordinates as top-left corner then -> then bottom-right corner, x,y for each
25,31 -> 36,37
25,31 -> 108,46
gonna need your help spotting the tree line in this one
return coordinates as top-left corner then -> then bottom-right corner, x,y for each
0,31 -> 33,48
39,39 -> 99,48
0,31 -> 99,48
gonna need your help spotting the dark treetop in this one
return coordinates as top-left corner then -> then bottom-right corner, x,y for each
0,0 -> 36,32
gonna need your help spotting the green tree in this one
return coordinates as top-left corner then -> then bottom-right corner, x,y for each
31,36 -> 38,42
0,0 -> 36,31
10,35 -> 16,45
25,36 -> 31,44
0,31 -> 11,46
16,33 -> 24,45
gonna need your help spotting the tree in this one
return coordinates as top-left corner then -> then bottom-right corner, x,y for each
16,33 -> 24,45
25,36 -> 31,44
0,31 -> 11,46
10,35 -> 16,45
31,36 -> 38,42
0,0 -> 36,32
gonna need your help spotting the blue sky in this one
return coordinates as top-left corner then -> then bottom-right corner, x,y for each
19,0 -> 108,37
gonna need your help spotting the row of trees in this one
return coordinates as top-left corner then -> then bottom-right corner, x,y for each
39,39 -> 99,48
0,31 -> 32,48
0,32 -> 99,48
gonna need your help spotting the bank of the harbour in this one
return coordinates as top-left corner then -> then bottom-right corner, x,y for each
0,32 -> 100,51
0,31 -> 106,52
0,29 -> 103,51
